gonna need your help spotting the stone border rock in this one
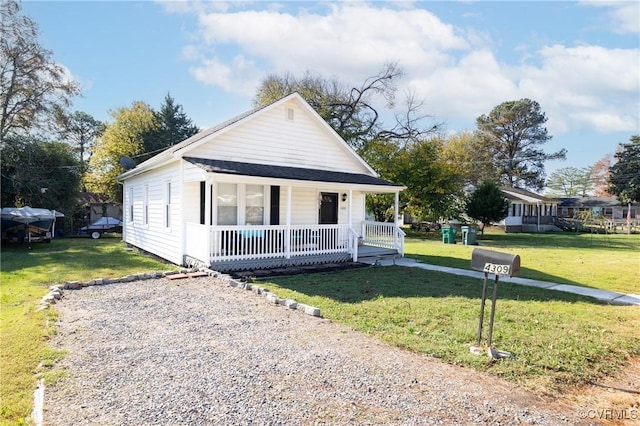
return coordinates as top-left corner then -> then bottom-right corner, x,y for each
226,277 -> 322,317
36,268 -> 322,317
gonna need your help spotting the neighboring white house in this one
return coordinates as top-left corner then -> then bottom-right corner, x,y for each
501,187 -> 559,233
117,93 -> 405,271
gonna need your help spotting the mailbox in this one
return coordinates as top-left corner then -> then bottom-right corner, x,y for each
471,248 -> 520,278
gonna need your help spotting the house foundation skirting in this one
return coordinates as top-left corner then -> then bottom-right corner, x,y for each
208,253 -> 353,272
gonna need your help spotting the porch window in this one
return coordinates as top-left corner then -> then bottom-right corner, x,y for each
604,207 -> 613,217
245,184 -> 264,225
217,183 -> 238,225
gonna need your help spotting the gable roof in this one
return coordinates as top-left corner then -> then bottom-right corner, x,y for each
184,157 -> 402,189
118,93 -> 377,181
501,187 -> 554,203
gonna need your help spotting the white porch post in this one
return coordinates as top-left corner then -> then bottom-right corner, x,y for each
285,186 -> 292,259
394,190 -> 399,248
348,189 -> 353,228
394,191 -> 399,226
179,161 -> 185,261
348,189 -> 356,261
204,176 -> 213,263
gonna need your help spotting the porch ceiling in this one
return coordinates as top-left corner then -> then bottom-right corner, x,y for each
184,157 -> 403,191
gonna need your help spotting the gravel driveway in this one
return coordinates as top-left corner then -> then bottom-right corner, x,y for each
45,275 -> 589,425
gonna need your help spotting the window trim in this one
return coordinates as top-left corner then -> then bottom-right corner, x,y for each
164,181 -> 171,229
143,184 -> 149,226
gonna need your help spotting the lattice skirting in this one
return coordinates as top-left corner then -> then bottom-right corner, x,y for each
209,253 -> 353,272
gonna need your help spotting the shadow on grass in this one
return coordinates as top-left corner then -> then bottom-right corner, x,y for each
406,253 -> 599,290
266,265 -> 608,305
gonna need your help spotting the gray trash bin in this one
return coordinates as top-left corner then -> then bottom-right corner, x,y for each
461,225 -> 478,245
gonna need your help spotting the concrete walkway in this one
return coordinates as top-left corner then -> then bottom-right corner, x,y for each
367,257 -> 640,306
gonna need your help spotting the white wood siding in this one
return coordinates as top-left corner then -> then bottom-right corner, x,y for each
276,187 -> 365,228
183,162 -> 206,182
123,163 -> 183,264
183,182 -> 201,224
285,188 -> 318,225
188,99 -> 371,175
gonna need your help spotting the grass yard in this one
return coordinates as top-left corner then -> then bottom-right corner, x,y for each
0,236 -> 173,425
403,228 -> 640,295
1,230 -> 638,423
261,266 -> 640,395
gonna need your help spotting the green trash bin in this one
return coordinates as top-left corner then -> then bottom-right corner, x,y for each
461,225 -> 478,245
441,225 -> 457,244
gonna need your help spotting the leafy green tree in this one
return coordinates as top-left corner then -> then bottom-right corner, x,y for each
441,131 -> 495,187
475,99 -> 566,191
465,181 -> 509,234
608,135 -> 640,203
54,110 -> 105,189
138,93 -> 199,162
362,136 -> 466,222
545,166 -> 593,197
86,102 -> 158,201
1,135 -> 81,213
0,0 -> 79,142
394,138 -> 466,221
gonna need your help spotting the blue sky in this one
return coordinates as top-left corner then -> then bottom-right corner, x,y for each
23,1 -> 640,178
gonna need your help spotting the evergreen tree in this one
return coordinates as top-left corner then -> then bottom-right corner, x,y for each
465,181 -> 509,234
608,135 -> 640,203
475,99 -> 566,191
138,94 -> 200,162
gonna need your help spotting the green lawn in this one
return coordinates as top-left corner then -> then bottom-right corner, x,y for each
0,236 -> 173,425
1,231 -> 638,423
261,266 -> 640,395
403,229 -> 640,295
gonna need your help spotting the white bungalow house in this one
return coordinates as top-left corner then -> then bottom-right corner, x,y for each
501,187 -> 560,233
116,93 -> 405,271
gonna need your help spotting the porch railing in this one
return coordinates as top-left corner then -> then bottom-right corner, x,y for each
185,223 -> 358,264
185,221 -> 403,266
362,221 -> 405,256
522,216 -> 554,225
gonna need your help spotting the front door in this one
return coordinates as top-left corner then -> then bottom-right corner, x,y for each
319,192 -> 338,224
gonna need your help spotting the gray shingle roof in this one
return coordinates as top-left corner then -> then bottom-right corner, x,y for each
184,157 -> 402,187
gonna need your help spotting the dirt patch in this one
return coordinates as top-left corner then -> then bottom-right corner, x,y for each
565,357 -> 640,425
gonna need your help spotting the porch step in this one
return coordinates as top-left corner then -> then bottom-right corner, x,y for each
357,245 -> 400,265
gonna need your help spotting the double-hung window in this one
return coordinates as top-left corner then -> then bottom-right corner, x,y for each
217,183 -> 238,225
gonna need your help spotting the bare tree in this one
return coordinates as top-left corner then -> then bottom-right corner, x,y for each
254,63 -> 439,151
0,0 -> 79,143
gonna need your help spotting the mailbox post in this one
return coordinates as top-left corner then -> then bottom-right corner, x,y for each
470,248 -> 520,358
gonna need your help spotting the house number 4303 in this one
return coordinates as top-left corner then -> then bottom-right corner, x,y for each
483,263 -> 511,276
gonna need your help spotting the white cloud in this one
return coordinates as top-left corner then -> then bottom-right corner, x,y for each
169,1 -> 638,137
189,3 -> 469,85
190,54 -> 260,96
580,0 -> 640,34
514,44 -> 639,134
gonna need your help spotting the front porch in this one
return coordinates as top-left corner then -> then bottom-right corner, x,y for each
184,221 -> 404,272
